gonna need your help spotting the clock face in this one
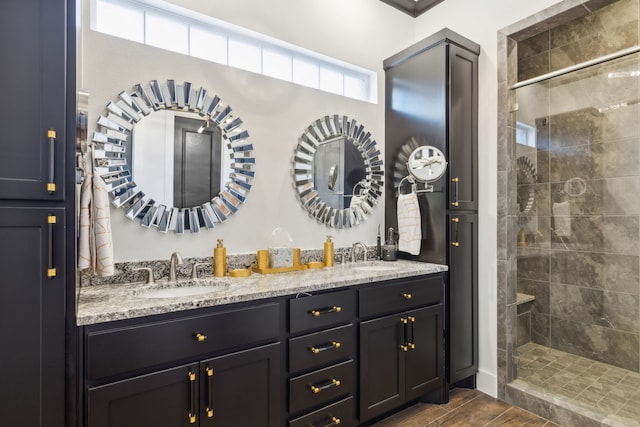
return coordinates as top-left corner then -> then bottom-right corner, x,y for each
407,146 -> 447,183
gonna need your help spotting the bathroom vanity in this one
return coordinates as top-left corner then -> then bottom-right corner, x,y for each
78,261 -> 447,427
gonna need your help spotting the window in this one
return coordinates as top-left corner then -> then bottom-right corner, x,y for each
263,48 -> 292,81
189,26 -> 227,64
95,0 -> 144,43
92,0 -> 377,103
293,58 -> 319,89
145,12 -> 188,54
516,121 -> 536,148
228,37 -> 261,73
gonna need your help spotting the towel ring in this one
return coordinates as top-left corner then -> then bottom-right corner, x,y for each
397,175 -> 433,195
352,179 -> 367,196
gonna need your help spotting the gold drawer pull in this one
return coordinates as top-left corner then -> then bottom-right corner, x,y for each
402,293 -> 412,299
206,367 -> 214,418
188,371 -> 197,424
194,333 -> 207,342
451,176 -> 460,207
311,306 -> 342,317
452,242 -> 460,247
312,416 -> 342,427
47,129 -> 57,194
310,341 -> 341,354
401,316 -> 412,351
309,378 -> 341,394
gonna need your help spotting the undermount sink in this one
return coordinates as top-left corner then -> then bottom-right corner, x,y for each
352,265 -> 399,272
139,285 -> 227,299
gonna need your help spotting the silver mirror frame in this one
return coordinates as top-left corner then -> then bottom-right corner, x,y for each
92,79 -> 255,234
292,115 -> 384,228
516,155 -> 536,223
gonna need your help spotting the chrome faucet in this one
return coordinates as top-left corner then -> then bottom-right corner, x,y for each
350,242 -> 368,263
168,252 -> 184,283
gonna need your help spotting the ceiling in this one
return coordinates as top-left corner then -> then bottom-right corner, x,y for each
379,0 -> 446,17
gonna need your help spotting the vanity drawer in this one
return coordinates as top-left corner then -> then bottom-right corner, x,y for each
289,360 -> 354,415
359,275 -> 443,318
86,303 -> 280,382
289,290 -> 355,334
289,324 -> 354,374
289,396 -> 355,427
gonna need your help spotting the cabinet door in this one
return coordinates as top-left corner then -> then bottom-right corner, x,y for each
405,305 -> 444,401
359,315 -> 404,422
447,44 -> 478,211
448,213 -> 478,384
200,343 -> 281,427
87,363 -> 199,427
0,0 -> 66,201
0,208 -> 65,427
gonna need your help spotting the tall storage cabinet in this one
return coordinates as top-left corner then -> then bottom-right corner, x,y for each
384,28 -> 479,390
0,0 -> 75,426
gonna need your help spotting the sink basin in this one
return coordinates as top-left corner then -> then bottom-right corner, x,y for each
352,265 -> 398,272
139,285 -> 227,299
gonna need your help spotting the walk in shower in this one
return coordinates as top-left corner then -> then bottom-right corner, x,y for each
512,40 -> 640,426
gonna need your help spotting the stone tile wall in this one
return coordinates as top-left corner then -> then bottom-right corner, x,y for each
514,0 -> 640,372
518,0 -> 640,81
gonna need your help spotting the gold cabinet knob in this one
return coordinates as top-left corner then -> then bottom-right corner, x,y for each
195,333 -> 207,342
452,242 -> 460,247
402,293 -> 412,299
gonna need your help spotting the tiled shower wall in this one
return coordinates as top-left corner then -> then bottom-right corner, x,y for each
514,0 -> 640,372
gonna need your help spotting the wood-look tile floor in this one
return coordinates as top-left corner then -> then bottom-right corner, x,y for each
373,388 -> 559,427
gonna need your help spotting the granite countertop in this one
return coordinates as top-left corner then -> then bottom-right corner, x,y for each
76,260 -> 448,326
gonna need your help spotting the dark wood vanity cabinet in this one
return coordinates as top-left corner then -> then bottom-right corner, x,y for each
87,343 -> 281,427
447,43 -> 479,212
82,274 -> 447,427
87,363 -> 199,427
448,213 -> 478,384
0,1 -> 75,426
0,0 -> 68,201
359,276 -> 444,422
84,303 -> 282,427
0,208 -> 66,427
288,290 -> 357,427
384,28 -> 479,390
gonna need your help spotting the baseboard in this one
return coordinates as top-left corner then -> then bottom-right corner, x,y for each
476,368 -> 497,397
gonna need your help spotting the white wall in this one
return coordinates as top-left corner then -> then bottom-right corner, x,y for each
412,0 -> 563,397
81,0 -> 415,262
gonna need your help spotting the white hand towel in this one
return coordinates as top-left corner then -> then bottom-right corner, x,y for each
349,194 -> 363,208
552,201 -> 571,237
78,172 -> 115,276
397,192 -> 422,255
77,174 -> 92,271
93,174 -> 114,276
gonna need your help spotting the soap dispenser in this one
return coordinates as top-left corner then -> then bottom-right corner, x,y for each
324,235 -> 334,267
382,227 -> 398,261
214,239 -> 227,277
